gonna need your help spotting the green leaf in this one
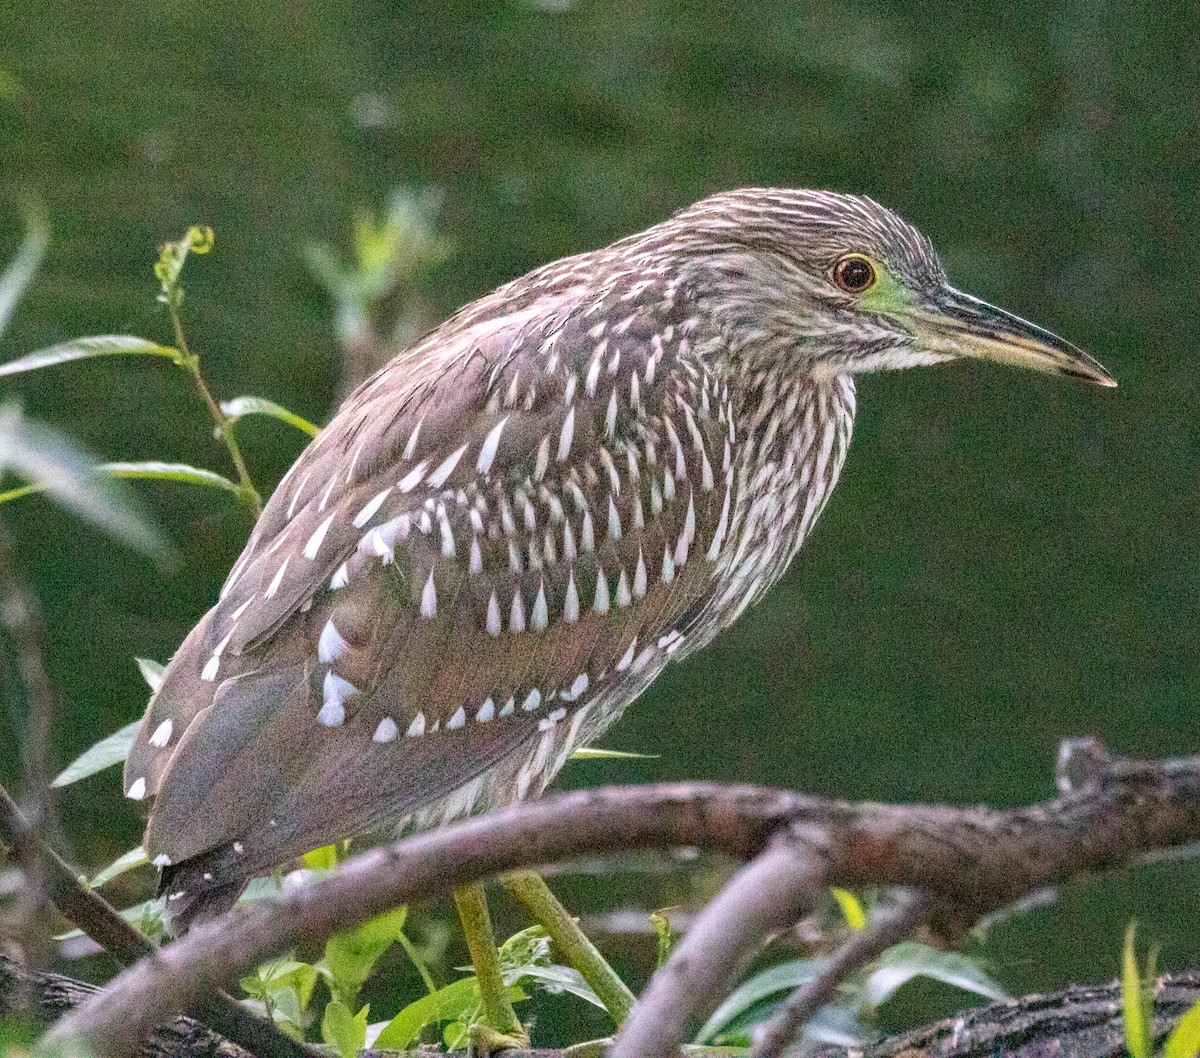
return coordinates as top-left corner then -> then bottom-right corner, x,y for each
321,998 -> 369,1058
863,942 -> 1007,1007
695,958 -> 827,1044
511,963 -> 605,1010
302,844 -> 339,870
0,194 -> 49,343
135,657 -> 166,694
0,405 -> 167,557
103,461 -> 240,492
0,335 -> 179,377
321,906 -> 408,1008
56,896 -> 164,945
373,977 -> 483,1049
241,957 -> 319,1032
1165,997 -> 1200,1058
374,976 -> 526,1051
51,720 -> 140,787
2,462 -> 241,508
1123,922 -> 1153,1058
220,396 -> 319,437
569,747 -> 660,760
89,845 -> 149,888
832,887 -> 867,932
155,226 -> 213,310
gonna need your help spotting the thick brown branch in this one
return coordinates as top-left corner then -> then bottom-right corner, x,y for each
43,745 -> 1200,1057
814,972 -> 1200,1058
0,784 -> 316,1057
0,953 -> 251,1058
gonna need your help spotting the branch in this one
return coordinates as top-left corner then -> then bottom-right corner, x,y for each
751,888 -> 931,1057
42,742 -> 1200,1057
0,518 -> 61,969
13,949 -> 1200,1058
0,783 -> 317,1057
611,838 -> 828,1058
813,972 -> 1200,1058
0,953 -> 251,1058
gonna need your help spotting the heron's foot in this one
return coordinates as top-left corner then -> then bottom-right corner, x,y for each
468,1021 -> 531,1054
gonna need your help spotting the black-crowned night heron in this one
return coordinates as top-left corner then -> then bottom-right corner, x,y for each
124,188 -> 1113,1041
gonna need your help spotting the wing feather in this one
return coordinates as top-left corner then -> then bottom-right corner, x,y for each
129,272 -> 736,885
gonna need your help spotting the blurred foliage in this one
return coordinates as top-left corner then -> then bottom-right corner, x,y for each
0,0 -> 1198,1047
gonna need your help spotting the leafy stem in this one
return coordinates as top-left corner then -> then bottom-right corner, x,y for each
155,227 -> 262,517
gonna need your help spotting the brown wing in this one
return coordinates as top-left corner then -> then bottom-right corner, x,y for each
126,272 -> 734,879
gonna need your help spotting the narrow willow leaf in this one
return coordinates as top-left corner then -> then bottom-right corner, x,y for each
0,406 -> 167,557
1123,922 -> 1152,1058
0,335 -> 178,377
220,395 -> 319,437
51,720 -> 140,787
89,845 -> 149,888
0,461 -> 240,508
831,887 -> 867,932
0,482 -> 40,504
103,461 -> 239,492
864,942 -> 1007,1007
695,958 -> 827,1044
570,747 -> 660,760
1165,997 -> 1200,1058
135,657 -> 166,694
0,195 -> 49,342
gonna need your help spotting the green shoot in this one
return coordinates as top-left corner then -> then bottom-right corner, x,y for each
832,887 -> 867,932
304,187 -> 449,347
649,908 -> 676,969
1165,997 -> 1200,1058
1122,921 -> 1158,1058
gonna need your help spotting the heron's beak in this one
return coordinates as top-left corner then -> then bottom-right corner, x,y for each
916,288 -> 1116,387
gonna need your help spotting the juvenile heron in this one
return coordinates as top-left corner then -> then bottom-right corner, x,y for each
125,188 -> 1112,1036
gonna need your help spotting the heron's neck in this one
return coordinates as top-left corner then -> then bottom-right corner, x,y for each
700,361 -> 855,626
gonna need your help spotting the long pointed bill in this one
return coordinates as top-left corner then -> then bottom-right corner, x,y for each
917,288 -> 1116,387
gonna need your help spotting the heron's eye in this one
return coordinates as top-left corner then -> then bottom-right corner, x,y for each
833,254 -> 876,293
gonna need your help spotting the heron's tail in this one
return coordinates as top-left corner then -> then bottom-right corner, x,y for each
157,846 -> 251,935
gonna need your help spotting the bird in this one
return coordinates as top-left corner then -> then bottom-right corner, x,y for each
124,188 -> 1114,932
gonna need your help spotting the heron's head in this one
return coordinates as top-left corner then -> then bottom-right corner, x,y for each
665,188 -> 1115,387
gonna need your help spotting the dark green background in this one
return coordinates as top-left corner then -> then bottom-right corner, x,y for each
1,0 -> 1198,1040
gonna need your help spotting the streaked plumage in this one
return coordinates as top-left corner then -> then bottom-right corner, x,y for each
123,188 -> 1113,927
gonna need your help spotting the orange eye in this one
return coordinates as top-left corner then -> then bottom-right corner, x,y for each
834,254 -> 876,293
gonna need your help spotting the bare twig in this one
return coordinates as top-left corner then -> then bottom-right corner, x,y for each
751,889 -> 932,1057
0,783 -> 317,1057
0,518 -> 58,971
611,837 -> 828,1058
40,744 -> 1200,1057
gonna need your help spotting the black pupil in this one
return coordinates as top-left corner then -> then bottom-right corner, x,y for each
839,258 -> 872,290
